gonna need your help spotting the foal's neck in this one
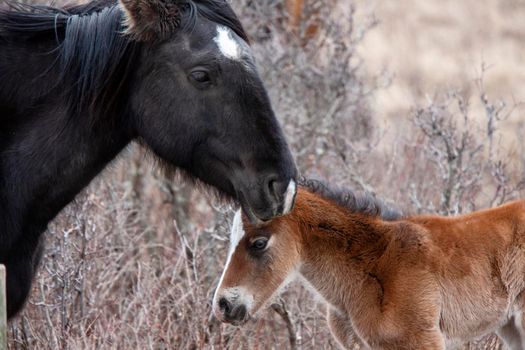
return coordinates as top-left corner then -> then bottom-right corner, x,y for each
295,195 -> 393,312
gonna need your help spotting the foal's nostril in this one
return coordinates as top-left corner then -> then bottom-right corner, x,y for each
218,297 -> 231,315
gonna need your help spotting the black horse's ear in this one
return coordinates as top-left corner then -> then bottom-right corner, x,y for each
119,0 -> 188,41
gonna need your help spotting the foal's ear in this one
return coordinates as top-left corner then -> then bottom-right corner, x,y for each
119,0 -> 188,41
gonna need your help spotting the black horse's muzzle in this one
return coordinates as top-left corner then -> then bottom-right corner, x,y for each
239,176 -> 297,224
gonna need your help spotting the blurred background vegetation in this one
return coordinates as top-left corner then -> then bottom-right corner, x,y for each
5,0 -> 525,348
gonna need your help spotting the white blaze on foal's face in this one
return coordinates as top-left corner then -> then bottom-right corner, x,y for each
213,209 -> 301,325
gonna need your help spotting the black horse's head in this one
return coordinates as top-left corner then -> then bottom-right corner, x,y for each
120,0 -> 297,222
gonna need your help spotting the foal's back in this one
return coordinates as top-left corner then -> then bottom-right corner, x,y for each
407,200 -> 525,346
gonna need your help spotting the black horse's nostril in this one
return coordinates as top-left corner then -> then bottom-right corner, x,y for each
264,175 -> 280,201
242,174 -> 295,223
219,297 -> 231,315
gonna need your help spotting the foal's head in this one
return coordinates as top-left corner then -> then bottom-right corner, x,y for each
212,184 -> 399,324
212,196 -> 306,325
121,0 -> 297,222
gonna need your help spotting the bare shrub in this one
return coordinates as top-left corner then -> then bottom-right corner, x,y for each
404,83 -> 524,217
6,0 -> 525,349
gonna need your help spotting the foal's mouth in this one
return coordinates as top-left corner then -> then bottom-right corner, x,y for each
227,317 -> 250,327
225,307 -> 250,326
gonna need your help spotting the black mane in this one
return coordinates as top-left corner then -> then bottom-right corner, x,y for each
0,0 -> 248,118
300,179 -> 403,221
1,1 -> 131,117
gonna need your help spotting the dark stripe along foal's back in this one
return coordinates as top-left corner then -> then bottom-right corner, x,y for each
214,181 -> 525,349
0,0 -> 298,318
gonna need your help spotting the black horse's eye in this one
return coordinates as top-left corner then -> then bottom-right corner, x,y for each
250,237 -> 269,252
190,70 -> 211,84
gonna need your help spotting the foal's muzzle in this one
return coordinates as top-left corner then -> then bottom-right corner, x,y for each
216,297 -> 249,325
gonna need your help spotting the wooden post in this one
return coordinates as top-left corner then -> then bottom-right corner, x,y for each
0,264 -> 6,350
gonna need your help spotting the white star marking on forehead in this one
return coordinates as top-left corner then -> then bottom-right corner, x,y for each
213,25 -> 242,60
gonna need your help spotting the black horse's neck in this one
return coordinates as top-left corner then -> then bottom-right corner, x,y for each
0,2 -> 144,318
0,85 -> 132,317
0,88 -> 133,255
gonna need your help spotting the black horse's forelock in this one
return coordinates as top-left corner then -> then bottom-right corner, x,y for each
0,0 -> 248,119
187,0 -> 248,43
300,178 -> 404,221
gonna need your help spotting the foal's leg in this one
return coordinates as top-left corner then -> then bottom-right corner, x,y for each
5,238 -> 43,318
327,307 -> 363,349
497,312 -> 525,350
403,331 -> 446,350
327,306 -> 446,350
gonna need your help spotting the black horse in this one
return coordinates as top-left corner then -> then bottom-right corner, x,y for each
0,0 -> 298,318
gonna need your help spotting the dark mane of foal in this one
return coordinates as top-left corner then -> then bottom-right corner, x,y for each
0,0 -> 248,119
300,179 -> 403,221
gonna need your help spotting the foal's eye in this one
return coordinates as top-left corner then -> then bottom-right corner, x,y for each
189,70 -> 211,84
250,237 -> 269,252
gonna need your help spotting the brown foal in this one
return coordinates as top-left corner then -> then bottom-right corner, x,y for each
213,183 -> 525,349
